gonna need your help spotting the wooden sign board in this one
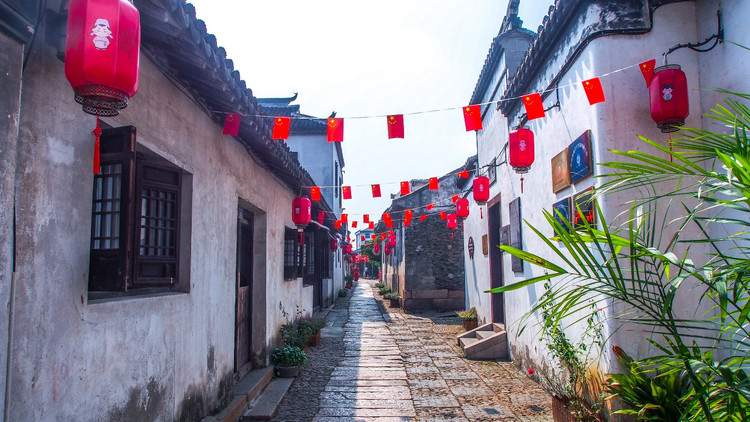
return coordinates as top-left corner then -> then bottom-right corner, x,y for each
468,236 -> 475,259
551,148 -> 571,192
481,234 -> 489,256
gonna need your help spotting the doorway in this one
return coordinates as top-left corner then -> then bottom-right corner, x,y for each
487,199 -> 505,324
235,207 -> 254,376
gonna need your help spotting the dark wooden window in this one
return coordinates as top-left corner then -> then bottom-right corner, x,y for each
88,126 -> 192,297
305,230 -> 315,276
283,228 -> 298,280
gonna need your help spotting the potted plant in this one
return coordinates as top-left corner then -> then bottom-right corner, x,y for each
378,286 -> 392,297
384,292 -> 401,308
337,288 -> 348,298
271,345 -> 307,378
456,308 -> 478,331
344,274 -> 353,289
299,316 -> 326,347
374,282 -> 385,290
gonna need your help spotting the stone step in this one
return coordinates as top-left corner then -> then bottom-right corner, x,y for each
459,337 -> 479,348
204,367 -> 273,422
475,330 -> 495,339
241,378 -> 294,421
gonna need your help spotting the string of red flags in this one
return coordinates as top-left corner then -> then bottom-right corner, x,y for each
583,77 -> 605,105
387,114 -> 405,139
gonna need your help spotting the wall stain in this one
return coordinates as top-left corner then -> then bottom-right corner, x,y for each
106,378 -> 166,422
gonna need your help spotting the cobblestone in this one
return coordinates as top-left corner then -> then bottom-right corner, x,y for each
271,281 -> 552,421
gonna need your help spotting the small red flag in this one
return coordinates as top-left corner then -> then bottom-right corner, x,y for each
335,220 -> 343,230
327,117 -> 344,143
371,234 -> 377,240
582,77 -> 605,105
361,235 -> 365,241
428,177 -> 439,191
310,186 -> 321,202
369,222 -> 375,230
317,210 -> 326,224
522,93 -> 545,120
419,214 -> 428,222
371,184 -> 381,198
426,203 -> 435,210
439,211 -> 447,220
271,116 -> 291,140
351,221 -> 358,228
400,181 -> 410,196
363,214 -> 370,223
451,194 -> 460,203
458,170 -> 469,179
342,186 -> 352,200
463,105 -> 482,131
387,114 -> 405,139
223,113 -> 241,136
340,213 -> 348,223
640,59 -> 656,86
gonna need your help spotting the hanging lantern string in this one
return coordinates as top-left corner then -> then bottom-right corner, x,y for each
210,62 -> 643,121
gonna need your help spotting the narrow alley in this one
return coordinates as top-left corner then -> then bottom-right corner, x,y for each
272,281 -> 552,421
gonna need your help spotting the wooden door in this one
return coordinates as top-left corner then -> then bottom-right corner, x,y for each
488,201 -> 505,324
235,208 -> 253,374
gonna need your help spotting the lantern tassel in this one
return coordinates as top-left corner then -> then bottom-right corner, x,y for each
93,117 -> 102,175
480,207 -> 483,220
298,229 -> 305,245
520,176 -> 525,194
668,133 -> 674,162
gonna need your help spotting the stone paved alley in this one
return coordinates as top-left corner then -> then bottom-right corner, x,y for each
272,281 -> 552,421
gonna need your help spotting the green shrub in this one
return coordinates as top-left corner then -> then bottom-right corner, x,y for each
455,308 -> 477,320
374,282 -> 385,289
338,288 -> 348,297
378,286 -> 392,296
271,345 -> 307,367
280,321 -> 313,348
384,292 -> 400,300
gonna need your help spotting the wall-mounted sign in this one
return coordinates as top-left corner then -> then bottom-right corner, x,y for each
573,188 -> 596,227
481,234 -> 489,256
551,148 -> 571,192
552,197 -> 572,236
568,130 -> 593,184
468,236 -> 475,259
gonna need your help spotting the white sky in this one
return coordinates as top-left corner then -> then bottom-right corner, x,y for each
189,0 -> 551,220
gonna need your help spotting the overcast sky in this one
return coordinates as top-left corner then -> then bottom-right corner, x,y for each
189,0 -> 551,221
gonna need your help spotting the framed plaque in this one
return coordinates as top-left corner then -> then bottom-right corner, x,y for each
573,188 -> 596,228
568,130 -> 593,184
551,148 -> 571,192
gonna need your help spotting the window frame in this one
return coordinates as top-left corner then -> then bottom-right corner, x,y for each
283,227 -> 299,281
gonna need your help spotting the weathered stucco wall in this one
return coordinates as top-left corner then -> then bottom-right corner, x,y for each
0,30 -> 23,421
463,2 -> 722,377
10,36 -> 311,421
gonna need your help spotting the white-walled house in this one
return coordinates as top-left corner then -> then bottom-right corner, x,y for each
463,0 -> 750,376
0,0 -> 342,420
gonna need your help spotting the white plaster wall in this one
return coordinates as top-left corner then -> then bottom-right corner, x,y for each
464,2 -> 722,373
11,43 -> 312,421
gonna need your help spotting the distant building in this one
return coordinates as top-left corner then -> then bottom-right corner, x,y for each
354,228 -> 374,251
378,157 -> 477,311
258,95 -> 346,308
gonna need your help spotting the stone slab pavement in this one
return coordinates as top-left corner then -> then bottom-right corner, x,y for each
271,281 -> 552,422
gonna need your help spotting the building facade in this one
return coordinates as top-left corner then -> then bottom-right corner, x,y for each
463,0 -> 750,377
258,95 -> 346,308
0,1 -> 341,420
379,157 -> 476,311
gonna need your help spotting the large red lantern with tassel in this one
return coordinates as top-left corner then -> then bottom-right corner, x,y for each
649,64 -> 689,133
456,198 -> 469,219
509,127 -> 535,172
65,0 -> 141,117
291,197 -> 312,229
473,176 -> 490,205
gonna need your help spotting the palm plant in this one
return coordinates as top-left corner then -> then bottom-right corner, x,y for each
491,92 -> 750,421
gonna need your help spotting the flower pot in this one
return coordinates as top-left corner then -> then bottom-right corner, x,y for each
307,331 -> 321,347
275,365 -> 301,378
551,396 -> 575,422
462,319 -> 478,331
389,298 -> 401,308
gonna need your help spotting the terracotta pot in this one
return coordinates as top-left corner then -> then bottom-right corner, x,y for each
551,396 -> 575,422
275,366 -> 300,378
307,331 -> 321,347
462,319 -> 478,331
389,298 -> 401,308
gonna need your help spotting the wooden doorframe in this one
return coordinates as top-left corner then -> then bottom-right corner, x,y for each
234,206 -> 254,377
487,194 -> 506,324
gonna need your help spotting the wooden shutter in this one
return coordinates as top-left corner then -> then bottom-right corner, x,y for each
132,158 -> 181,288
283,228 -> 297,280
89,126 -> 137,292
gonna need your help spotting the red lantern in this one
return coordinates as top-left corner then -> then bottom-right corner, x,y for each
509,128 -> 535,173
649,64 -> 689,133
447,213 -> 458,230
330,238 -> 338,251
387,233 -> 397,248
473,176 -> 490,205
65,0 -> 141,116
291,196 -> 312,229
456,198 -> 469,219
343,243 -> 353,255
385,246 -> 393,256
374,243 -> 380,254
